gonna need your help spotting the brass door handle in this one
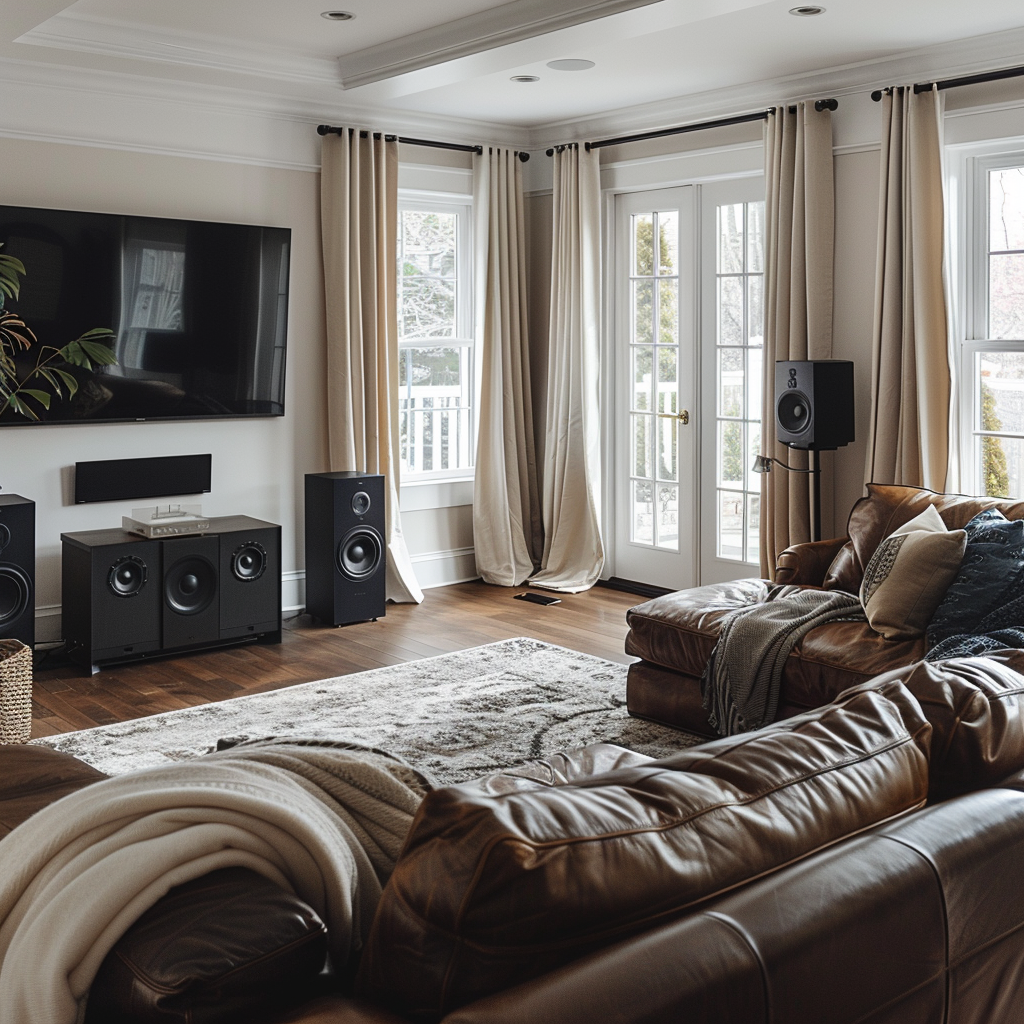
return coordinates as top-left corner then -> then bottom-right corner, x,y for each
656,410 -> 689,425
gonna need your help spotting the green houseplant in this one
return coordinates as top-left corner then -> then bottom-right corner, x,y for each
0,243 -> 117,420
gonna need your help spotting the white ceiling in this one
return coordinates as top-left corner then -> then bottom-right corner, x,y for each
5,0 -> 1024,141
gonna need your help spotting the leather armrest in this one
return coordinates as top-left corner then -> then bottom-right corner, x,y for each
774,535 -> 849,586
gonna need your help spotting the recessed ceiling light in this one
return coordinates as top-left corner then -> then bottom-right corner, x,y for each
789,5 -> 825,14
510,75 -> 540,83
321,10 -> 355,20
546,59 -> 596,72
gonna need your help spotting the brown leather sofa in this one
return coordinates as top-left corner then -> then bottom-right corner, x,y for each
5,651 -> 1024,1024
625,483 -> 1024,736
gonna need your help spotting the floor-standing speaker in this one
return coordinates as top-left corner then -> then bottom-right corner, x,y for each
62,531 -> 161,665
775,360 -> 855,450
305,472 -> 386,626
0,495 -> 35,649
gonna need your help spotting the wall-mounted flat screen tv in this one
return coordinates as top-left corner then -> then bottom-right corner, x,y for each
0,205 -> 290,426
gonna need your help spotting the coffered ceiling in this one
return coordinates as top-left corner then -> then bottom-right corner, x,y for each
5,0 -> 1024,143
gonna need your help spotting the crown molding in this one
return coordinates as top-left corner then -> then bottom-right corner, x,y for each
16,10 -> 341,87
0,57 -> 529,170
522,24 -> 1024,148
338,0 -> 662,89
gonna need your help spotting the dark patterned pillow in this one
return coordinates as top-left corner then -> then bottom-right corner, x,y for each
926,509 -> 1024,652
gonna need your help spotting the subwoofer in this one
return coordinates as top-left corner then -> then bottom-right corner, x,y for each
62,532 -> 161,665
774,360 -> 855,450
161,535 -> 220,650
305,472 -> 386,626
62,516 -> 281,672
0,495 -> 35,649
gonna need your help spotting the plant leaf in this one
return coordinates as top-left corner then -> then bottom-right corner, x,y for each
79,338 -> 118,365
54,368 -> 79,395
19,389 -> 51,409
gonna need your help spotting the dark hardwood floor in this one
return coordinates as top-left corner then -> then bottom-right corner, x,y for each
30,581 -> 642,738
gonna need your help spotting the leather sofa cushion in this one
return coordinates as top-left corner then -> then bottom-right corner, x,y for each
861,651 -> 1024,800
85,867 -> 329,1024
356,684 -> 930,1020
0,745 -> 107,839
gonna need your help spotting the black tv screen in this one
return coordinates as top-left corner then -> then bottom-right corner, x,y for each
0,205 -> 290,426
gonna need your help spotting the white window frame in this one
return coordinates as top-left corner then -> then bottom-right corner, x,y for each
953,146 -> 1024,497
397,190 -> 474,483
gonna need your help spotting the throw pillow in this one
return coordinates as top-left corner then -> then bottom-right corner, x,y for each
356,685 -> 930,1020
859,504 -> 966,641
84,868 -> 328,1024
927,508 -> 1024,652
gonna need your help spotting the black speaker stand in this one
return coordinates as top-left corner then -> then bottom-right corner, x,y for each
810,449 -> 822,543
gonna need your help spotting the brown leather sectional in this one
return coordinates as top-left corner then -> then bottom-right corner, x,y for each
5,650 -> 1024,1023
625,483 -> 1024,735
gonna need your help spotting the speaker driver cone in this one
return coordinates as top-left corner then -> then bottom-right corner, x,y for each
0,524 -> 10,553
351,491 -> 371,516
108,555 -> 147,598
777,390 -> 811,434
0,564 -> 31,626
231,542 -> 267,582
337,527 -> 383,580
164,556 -> 217,615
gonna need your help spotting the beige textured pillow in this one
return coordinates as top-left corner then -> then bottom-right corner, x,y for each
859,505 -> 966,640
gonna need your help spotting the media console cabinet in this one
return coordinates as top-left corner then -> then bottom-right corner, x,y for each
61,516 -> 281,674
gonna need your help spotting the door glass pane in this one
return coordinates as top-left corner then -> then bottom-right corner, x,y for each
658,484 -> 679,551
718,204 -> 744,274
632,413 -> 651,478
657,210 -> 679,275
632,281 -> 654,344
747,276 -> 764,346
658,348 -> 678,412
718,277 -> 743,346
746,493 -> 761,562
747,348 -> 763,421
633,479 -> 654,544
719,421 -> 743,487
719,490 -> 744,559
634,213 -> 654,275
719,348 -> 742,416
658,416 -> 677,481
747,203 -> 765,273
632,347 -> 653,411
658,279 -> 678,343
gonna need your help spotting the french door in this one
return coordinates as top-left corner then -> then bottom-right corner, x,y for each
611,187 -> 698,590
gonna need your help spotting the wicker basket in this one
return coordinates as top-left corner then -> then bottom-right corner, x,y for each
0,639 -> 32,744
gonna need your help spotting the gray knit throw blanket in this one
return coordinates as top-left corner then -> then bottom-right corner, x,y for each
701,584 -> 865,736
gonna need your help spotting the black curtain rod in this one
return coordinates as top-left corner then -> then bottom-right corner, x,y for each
871,62 -> 1024,102
544,99 -> 838,156
316,124 -> 529,161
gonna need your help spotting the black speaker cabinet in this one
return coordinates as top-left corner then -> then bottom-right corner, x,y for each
305,472 -> 386,626
0,494 -> 35,649
62,516 -> 281,673
775,360 -> 855,450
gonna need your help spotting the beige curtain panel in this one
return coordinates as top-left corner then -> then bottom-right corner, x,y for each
472,147 -> 542,586
320,128 -> 422,604
531,145 -> 605,593
865,86 -> 951,492
759,101 -> 836,578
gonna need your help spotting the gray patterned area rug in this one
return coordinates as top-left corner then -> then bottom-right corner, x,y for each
32,638 -> 701,784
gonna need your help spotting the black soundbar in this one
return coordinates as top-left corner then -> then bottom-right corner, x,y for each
74,454 -> 212,504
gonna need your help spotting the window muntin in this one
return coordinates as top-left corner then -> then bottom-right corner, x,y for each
397,198 -> 473,479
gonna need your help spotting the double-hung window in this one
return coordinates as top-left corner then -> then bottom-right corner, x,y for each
958,153 -> 1024,498
396,195 -> 474,480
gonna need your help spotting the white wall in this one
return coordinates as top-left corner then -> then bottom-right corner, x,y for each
1,136 -> 327,638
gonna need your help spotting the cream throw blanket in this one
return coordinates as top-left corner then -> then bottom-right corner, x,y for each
0,738 -> 429,1024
